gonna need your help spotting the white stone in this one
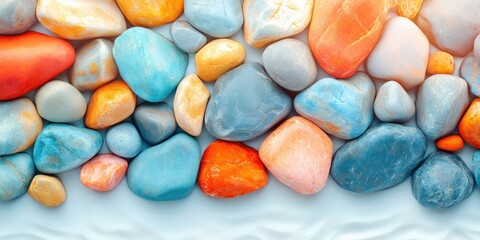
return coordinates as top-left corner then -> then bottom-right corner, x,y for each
374,81 -> 415,123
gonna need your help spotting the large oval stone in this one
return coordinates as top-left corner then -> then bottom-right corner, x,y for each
459,56 -> 480,98
0,153 -> 36,201
113,27 -> 188,102
205,63 -> 292,141
0,0 -> 37,34
331,123 -> 427,193
459,99 -> 480,148
127,133 -> 201,201
116,0 -> 183,27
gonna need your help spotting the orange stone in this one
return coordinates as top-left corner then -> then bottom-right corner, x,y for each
436,135 -> 464,152
116,0 -> 183,27
309,0 -> 389,79
80,154 -> 128,192
395,0 -> 423,19
427,51 -> 455,75
459,98 -> 480,148
197,140 -> 268,198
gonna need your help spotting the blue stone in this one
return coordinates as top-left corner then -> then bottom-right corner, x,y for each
106,122 -> 142,158
331,123 -> 427,193
294,72 -> 375,140
459,55 -> 480,97
0,153 -> 36,201
33,124 -> 103,174
0,0 -> 37,34
113,27 -> 188,102
470,150 -> 480,188
184,0 -> 243,38
205,63 -> 291,141
127,133 -> 201,201
170,20 -> 207,53
412,151 -> 474,208
133,102 -> 176,145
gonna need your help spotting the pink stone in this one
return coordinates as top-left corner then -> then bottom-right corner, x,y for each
80,154 -> 128,192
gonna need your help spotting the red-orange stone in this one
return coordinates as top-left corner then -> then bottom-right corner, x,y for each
459,99 -> 480,148
198,140 -> 268,198
0,31 -> 75,100
309,0 -> 389,78
435,135 -> 464,152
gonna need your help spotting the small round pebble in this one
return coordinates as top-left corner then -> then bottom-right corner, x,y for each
395,0 -> 423,19
459,98 -> 480,148
80,154 -> 128,192
170,20 -> 207,54
116,0 -> 183,27
28,174 -> 66,207
133,102 -> 177,145
374,81 -> 415,123
426,51 -> 455,75
0,153 -> 36,201
436,135 -> 464,152
106,122 -> 142,158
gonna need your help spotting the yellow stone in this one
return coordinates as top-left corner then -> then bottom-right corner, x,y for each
427,51 -> 455,75
395,0 -> 423,19
28,175 -> 66,207
116,0 -> 183,27
195,39 -> 246,82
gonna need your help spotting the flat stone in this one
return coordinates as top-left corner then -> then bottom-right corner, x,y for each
116,0 -> 183,27
170,20 -> 207,54
262,38 -> 317,92
80,154 -> 128,192
374,81 -> 415,123
427,51 -> 455,75
416,74 -> 469,140
133,102 -> 176,145
28,175 -> 66,207
205,63 -> 292,141
294,72 -> 375,140
0,153 -> 36,201
459,99 -> 480,148
0,0 -> 37,34
460,56 -> 480,97
332,123 -> 427,193
106,122 -> 142,158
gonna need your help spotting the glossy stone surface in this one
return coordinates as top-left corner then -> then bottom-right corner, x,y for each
205,63 -> 292,141
294,72 -> 375,140
33,124 -> 103,174
259,116 -> 333,195
116,0 -> 183,27
106,123 -> 142,158
113,27 -> 188,102
0,0 -> 37,34
416,74 -> 469,140
459,99 -> 480,148
412,151 -> 474,208
0,153 -> 36,201
459,56 -> 480,97
436,135 -> 464,152
332,123 -> 427,193
127,134 -> 201,201
132,103 -> 176,145
427,51 -> 455,75
80,154 -> 128,192
262,38 -> 317,92
170,20 -> 207,54
471,151 -> 480,188
374,81 -> 415,123
0,98 -> 42,156
395,0 -> 423,19
28,175 -> 66,207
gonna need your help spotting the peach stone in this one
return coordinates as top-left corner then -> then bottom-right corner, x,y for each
80,154 -> 128,192
427,51 -> 455,75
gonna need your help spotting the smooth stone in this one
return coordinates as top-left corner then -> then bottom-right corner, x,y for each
28,175 -> 66,207
113,27 -> 188,102
85,80 -> 136,130
33,124 -> 103,174
0,32 -> 75,100
127,133 -> 201,201
205,63 -> 292,141
475,35 -> 480,58
417,0 -> 480,56
35,80 -> 87,123
243,0 -> 313,48
309,0 -> 388,78
367,17 -> 429,90
0,0 -> 37,34
133,102 -> 176,145
116,0 -> 183,27
459,99 -> 480,148
80,154 -> 128,192
459,56 -> 480,97
106,122 -> 142,158
195,39 -> 246,82
36,0 -> 126,40
0,153 -> 36,201
427,51 -> 455,75
262,38 -> 317,92
294,72 -> 375,140
472,151 -> 480,188
416,74 -> 469,140
184,0 -> 243,38
374,81 -> 415,123
0,98 -> 42,156
436,135 -> 464,152
170,20 -> 207,54
395,0 -> 423,19
198,140 -> 268,198
259,116 -> 333,195
412,151 -> 474,208
332,123 -> 427,193
70,39 -> 118,91
173,74 -> 210,136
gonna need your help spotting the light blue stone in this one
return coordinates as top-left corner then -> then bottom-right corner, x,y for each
127,133 -> 201,201
184,0 -> 243,38
416,74 -> 469,140
459,55 -> 480,97
373,81 -> 415,123
170,20 -> 207,53
0,153 -> 36,201
412,151 -> 474,208
294,72 -> 375,140
0,0 -> 37,34
331,123 -> 427,193
106,122 -> 142,158
471,151 -> 480,188
133,102 -> 176,145
33,124 -> 103,174
205,63 -> 292,141
113,27 -> 188,102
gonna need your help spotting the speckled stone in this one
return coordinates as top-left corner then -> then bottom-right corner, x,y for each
416,74 -> 469,140
205,63 -> 292,141
412,151 -> 474,208
0,153 -> 36,201
394,0 -> 423,19
332,123 -> 427,193
106,122 -> 142,158
294,72 -> 375,140
0,0 -> 37,34
262,38 -> 317,92
28,174 -> 66,207
170,20 -> 207,54
460,56 -> 480,97
374,81 -> 415,123
133,102 -> 176,145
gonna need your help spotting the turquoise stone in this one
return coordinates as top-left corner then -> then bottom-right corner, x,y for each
106,122 -> 142,158
0,153 -> 36,201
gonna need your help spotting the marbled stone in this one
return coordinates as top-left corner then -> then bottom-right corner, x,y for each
127,134 -> 201,201
0,153 -> 36,201
459,99 -> 480,148
116,0 -> 183,27
80,154 -> 128,192
374,81 -> 415,123
133,102 -> 176,145
459,56 -> 480,97
33,124 -> 103,174
106,122 -> 142,158
113,27 -> 188,102
294,72 -> 375,140
262,38 -> 317,92
395,0 -> 423,19
28,175 -> 66,207
436,135 -> 464,152
170,20 -> 207,54
427,51 -> 455,75
416,74 -> 469,140
0,0 -> 37,34
332,123 -> 427,193
205,63 -> 292,141
412,151 -> 474,208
